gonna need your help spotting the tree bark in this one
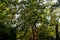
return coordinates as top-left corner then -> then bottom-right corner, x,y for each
32,26 -> 36,40
56,23 -> 59,40
31,21 -> 37,40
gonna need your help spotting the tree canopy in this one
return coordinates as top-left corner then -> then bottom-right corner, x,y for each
0,0 -> 60,40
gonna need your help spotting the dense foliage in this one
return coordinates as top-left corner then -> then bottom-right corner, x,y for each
0,0 -> 60,40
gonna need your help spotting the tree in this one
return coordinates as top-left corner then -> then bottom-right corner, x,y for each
9,0 -> 60,40
0,0 -> 17,40
0,0 -> 60,40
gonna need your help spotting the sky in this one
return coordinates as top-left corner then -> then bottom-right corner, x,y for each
59,19 -> 60,23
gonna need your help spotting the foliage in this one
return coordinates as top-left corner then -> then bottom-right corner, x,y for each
0,0 -> 60,40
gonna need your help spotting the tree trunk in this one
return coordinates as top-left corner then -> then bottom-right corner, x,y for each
32,26 -> 36,40
31,21 -> 37,40
56,23 -> 59,40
